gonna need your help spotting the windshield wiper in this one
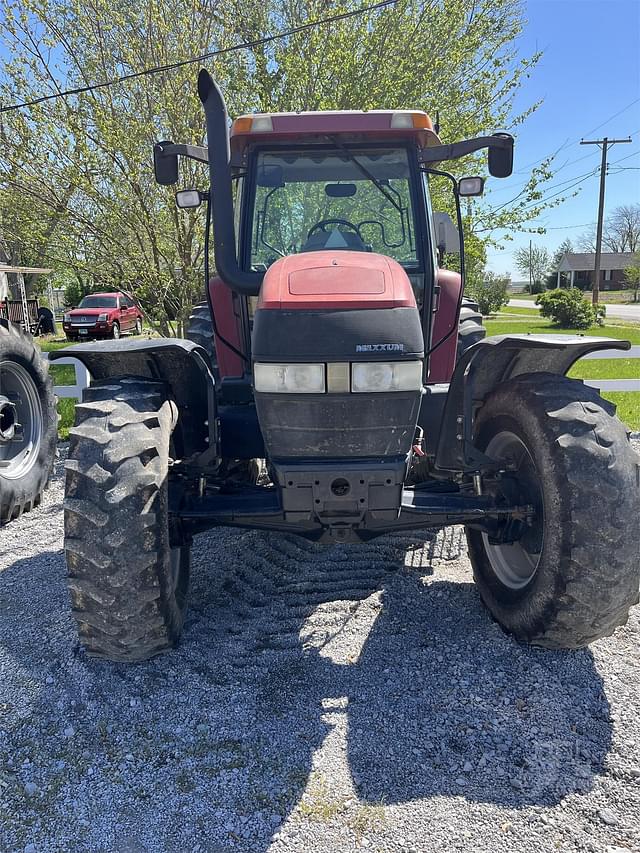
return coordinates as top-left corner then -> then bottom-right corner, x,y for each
330,137 -> 403,215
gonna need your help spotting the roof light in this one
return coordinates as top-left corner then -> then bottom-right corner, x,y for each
232,115 -> 274,134
251,115 -> 274,132
232,117 -> 253,134
390,112 -> 431,130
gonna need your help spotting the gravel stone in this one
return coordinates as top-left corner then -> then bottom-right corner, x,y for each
0,443 -> 639,852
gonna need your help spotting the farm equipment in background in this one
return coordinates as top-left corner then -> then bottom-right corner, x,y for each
0,266 -> 58,523
53,68 -> 640,661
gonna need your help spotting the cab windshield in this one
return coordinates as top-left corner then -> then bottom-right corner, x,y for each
249,147 -> 419,270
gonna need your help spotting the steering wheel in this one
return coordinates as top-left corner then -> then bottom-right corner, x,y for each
307,218 -> 362,239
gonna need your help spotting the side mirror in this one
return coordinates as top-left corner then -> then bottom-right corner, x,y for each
154,141 -> 179,186
175,189 -> 204,209
488,133 -> 514,178
458,176 -> 485,197
433,212 -> 460,255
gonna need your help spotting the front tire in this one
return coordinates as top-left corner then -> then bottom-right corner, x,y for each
64,377 -> 190,661
466,372 -> 640,649
111,321 -> 120,340
0,322 -> 57,523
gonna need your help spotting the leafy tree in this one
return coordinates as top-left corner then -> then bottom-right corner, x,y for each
467,271 -> 510,315
579,203 -> 640,254
0,0 -> 557,334
623,255 -> 640,303
513,244 -> 550,292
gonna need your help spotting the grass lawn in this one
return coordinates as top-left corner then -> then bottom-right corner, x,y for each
486,315 -> 640,345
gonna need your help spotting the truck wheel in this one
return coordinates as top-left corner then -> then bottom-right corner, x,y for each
111,321 -> 120,340
0,322 -> 57,523
457,297 -> 486,359
64,377 -> 190,661
186,302 -> 219,381
466,372 -> 640,649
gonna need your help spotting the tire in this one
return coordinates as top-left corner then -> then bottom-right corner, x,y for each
0,322 -> 57,524
466,372 -> 640,649
64,377 -> 190,661
111,321 -> 120,340
186,302 -> 219,380
457,297 -> 486,360
135,317 -> 143,335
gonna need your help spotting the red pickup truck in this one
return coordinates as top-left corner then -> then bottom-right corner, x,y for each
63,291 -> 143,341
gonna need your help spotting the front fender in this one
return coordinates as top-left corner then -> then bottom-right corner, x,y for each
434,334 -> 631,472
49,338 -> 216,457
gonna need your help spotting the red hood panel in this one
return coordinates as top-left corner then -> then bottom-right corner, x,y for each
258,251 -> 416,310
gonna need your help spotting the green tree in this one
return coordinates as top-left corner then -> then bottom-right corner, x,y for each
623,255 -> 640,303
513,244 -> 550,293
468,271 -> 510,315
0,0 -> 556,334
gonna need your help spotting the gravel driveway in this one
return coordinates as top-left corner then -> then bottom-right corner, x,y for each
1,447 -> 639,853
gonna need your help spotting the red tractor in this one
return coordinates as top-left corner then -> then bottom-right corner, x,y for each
52,69 -> 640,661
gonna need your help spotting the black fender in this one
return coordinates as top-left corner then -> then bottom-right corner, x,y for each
434,334 -> 631,472
49,338 -> 217,459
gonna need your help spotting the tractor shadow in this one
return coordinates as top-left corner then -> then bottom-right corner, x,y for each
0,524 -> 612,853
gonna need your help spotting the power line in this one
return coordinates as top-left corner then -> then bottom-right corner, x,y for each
0,0 -> 398,114
582,97 -> 640,138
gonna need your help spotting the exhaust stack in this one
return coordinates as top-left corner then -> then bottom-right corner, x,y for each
197,69 -> 262,297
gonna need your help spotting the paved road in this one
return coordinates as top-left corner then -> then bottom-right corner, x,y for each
508,299 -> 640,321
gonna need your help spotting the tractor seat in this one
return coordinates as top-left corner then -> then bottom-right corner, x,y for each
299,228 -> 369,254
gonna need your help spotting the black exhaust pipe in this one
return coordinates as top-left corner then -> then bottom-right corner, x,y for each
197,69 -> 263,297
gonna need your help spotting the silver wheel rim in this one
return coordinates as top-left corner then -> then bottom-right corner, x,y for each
113,324 -> 120,339
481,431 -> 543,590
136,319 -> 142,334
0,360 -> 42,480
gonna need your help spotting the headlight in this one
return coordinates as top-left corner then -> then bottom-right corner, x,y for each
63,313 -> 71,322
254,363 -> 325,394
351,361 -> 423,393
98,313 -> 108,322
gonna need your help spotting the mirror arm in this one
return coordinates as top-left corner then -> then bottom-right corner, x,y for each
419,134 -> 512,165
156,142 -> 209,165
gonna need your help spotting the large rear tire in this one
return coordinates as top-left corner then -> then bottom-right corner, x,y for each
186,302 -> 219,381
64,377 -> 190,661
0,322 -> 57,524
457,297 -> 486,359
466,372 -> 640,649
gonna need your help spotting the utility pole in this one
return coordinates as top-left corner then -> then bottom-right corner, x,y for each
529,239 -> 532,294
580,136 -> 631,304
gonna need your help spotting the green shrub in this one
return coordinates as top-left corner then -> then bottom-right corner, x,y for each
468,272 -> 510,315
536,288 -> 606,329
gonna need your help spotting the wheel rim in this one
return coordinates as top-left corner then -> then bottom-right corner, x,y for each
113,324 -> 120,339
0,360 -> 42,480
136,319 -> 142,334
481,430 -> 544,590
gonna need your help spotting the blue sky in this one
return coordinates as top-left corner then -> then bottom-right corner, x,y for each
484,0 -> 640,277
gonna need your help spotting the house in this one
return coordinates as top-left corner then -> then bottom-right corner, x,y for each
556,252 -> 636,290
